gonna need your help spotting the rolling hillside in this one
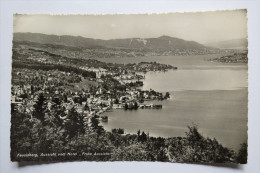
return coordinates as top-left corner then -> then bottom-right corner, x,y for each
14,33 -> 209,51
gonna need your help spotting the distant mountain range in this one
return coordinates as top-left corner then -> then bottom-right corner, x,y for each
13,33 -> 209,51
205,39 -> 248,49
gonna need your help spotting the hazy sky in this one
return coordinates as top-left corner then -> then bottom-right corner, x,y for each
13,10 -> 247,44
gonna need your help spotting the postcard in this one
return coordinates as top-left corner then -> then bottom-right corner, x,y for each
11,10 -> 248,163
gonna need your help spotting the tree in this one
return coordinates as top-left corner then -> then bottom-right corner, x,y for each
164,124 -> 236,163
73,96 -> 82,104
124,103 -> 128,110
236,143 -> 247,164
90,116 -> 104,144
185,124 -> 203,144
134,101 -> 138,110
51,99 -> 65,126
114,98 -> 119,104
11,111 -> 34,159
64,107 -> 85,138
138,131 -> 147,142
164,92 -> 170,99
20,93 -> 28,99
91,116 -> 99,130
63,94 -> 68,102
33,93 -> 48,122
91,116 -> 104,134
112,128 -> 124,134
52,96 -> 61,105
111,144 -> 149,161
137,129 -> 141,137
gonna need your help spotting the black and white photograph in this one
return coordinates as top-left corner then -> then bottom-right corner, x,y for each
10,10 -> 248,164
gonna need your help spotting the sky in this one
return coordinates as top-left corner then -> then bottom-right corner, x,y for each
13,10 -> 247,44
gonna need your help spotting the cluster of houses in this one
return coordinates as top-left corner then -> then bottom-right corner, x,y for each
11,46 -> 173,126
11,83 -> 112,126
11,68 -> 165,127
11,66 -> 168,127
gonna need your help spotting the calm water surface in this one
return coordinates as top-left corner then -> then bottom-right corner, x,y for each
98,55 -> 248,151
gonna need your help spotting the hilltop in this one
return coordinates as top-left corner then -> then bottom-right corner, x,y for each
14,33 -> 239,58
14,33 -> 208,50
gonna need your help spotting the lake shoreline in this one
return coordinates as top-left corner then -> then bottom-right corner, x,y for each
101,88 -> 247,151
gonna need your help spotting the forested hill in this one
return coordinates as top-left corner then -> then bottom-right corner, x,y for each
14,33 -> 209,51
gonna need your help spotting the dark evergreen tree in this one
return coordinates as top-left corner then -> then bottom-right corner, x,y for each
124,103 -> 128,110
91,116 -> 104,135
137,129 -> 141,137
139,131 -> 148,142
134,101 -> 138,110
33,93 -> 47,122
51,100 -> 65,126
64,107 -> 85,138
90,116 -> 104,144
236,143 -> 247,164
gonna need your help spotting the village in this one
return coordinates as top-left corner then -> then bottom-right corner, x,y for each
11,46 -> 174,126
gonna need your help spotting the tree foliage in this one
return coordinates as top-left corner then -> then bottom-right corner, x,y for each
33,93 -> 48,122
236,142 -> 247,164
11,102 -> 244,163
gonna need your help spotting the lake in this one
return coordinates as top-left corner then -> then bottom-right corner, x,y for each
97,55 -> 248,151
